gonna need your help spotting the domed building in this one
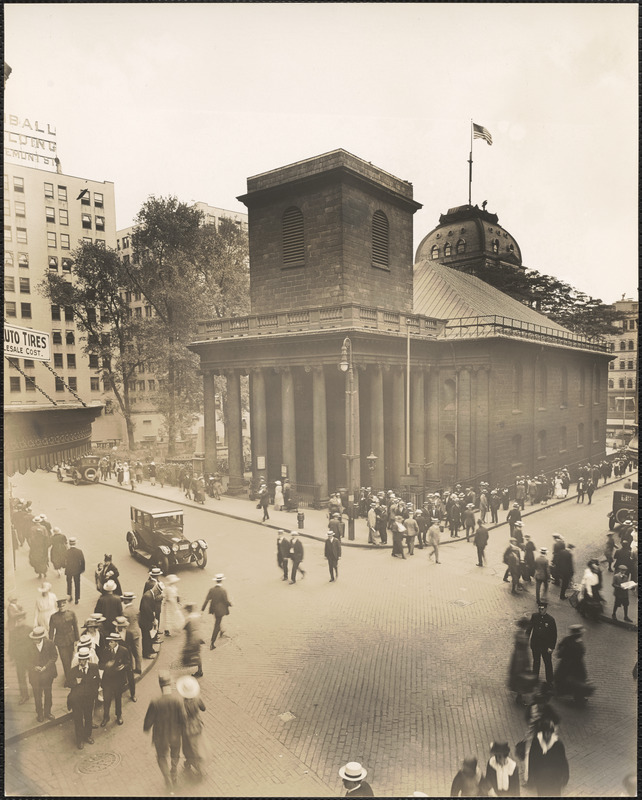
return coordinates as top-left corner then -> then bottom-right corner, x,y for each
415,203 -> 523,278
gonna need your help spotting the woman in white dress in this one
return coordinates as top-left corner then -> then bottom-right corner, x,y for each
161,575 -> 184,636
553,475 -> 565,499
34,582 -> 57,629
123,462 -> 131,487
273,481 -> 284,511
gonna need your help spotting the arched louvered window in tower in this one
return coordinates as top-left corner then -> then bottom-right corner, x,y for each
456,238 -> 466,254
444,242 -> 452,257
371,211 -> 389,269
431,245 -> 439,260
282,207 -> 304,267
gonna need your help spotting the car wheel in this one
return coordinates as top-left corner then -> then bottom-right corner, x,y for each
195,549 -> 207,569
616,508 -> 632,524
157,555 -> 170,575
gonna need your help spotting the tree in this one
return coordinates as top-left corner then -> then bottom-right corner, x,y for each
39,242 -> 143,449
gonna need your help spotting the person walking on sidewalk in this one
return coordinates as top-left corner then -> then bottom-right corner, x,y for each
121,592 -> 142,674
533,548 -> 551,604
507,503 -> 522,539
99,632 -> 129,726
34,582 -> 58,630
273,480 -> 284,511
49,527 -> 68,578
338,761 -> 374,797
482,742 -> 520,797
113,616 -> 138,703
49,597 -> 79,688
140,586 -> 159,659
463,504 -> 476,542
161,575 -> 184,637
474,519 -> 489,566
181,602 -> 204,678
324,530 -> 342,582
67,647 -> 100,750
289,532 -> 306,583
9,608 -> 32,705
177,675 -> 206,779
527,717 -> 569,797
258,483 -> 270,521
612,565 -> 633,622
94,580 -> 123,633
201,573 -> 232,648
277,531 -> 290,581
450,757 -> 482,797
144,672 -> 186,791
556,544 -> 575,600
427,518 -> 441,563
27,626 -> 58,723
523,534 -> 536,582
65,537 -> 85,605
604,532 -> 618,572
391,515 -> 407,558
527,601 -> 557,686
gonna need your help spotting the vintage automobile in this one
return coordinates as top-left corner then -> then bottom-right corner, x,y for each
126,503 -> 207,573
608,488 -> 638,530
57,455 -> 101,485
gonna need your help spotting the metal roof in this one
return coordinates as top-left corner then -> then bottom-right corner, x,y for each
413,259 -> 570,333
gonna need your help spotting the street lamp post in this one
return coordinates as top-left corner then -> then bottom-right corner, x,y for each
339,338 -> 358,540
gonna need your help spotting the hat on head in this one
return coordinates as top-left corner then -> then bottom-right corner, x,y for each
537,600 -> 548,607
524,533 -> 531,539
552,534 -> 562,539
290,530 -> 298,536
149,567 -> 163,577
56,598 -> 68,607
490,742 -> 510,757
78,635 -> 92,646
52,527 -> 61,534
104,554 -> 113,561
332,512 -> 341,518
512,503 -> 519,509
164,574 -> 180,585
158,671 -> 171,688
275,481 -> 281,485
40,514 -> 47,521
121,591 -> 136,601
514,521 -> 523,527
567,543 -> 575,549
540,547 -> 548,553
89,612 -> 106,623
569,624 -> 585,634
214,573 -> 225,581
68,537 -> 77,545
106,632 -> 122,642
176,675 -> 201,699
338,762 -> 368,782
114,616 -> 129,627
617,564 -> 628,571
39,583 -> 52,593
624,520 -> 633,526
102,580 -> 117,592
466,503 -> 474,508
29,626 -> 47,640
509,538 -> 518,545
77,647 -> 91,660
326,530 -> 334,536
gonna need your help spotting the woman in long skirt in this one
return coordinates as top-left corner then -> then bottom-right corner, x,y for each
34,583 -> 58,629
161,575 -> 184,636
49,527 -> 68,577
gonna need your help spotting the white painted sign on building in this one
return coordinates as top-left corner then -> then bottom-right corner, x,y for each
4,323 -> 51,362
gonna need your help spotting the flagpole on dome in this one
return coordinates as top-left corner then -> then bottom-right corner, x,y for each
468,118 -> 473,206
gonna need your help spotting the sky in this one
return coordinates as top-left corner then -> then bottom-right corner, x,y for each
4,2 -> 638,304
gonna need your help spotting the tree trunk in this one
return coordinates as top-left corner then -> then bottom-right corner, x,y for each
167,349 -> 176,457
111,379 -> 136,451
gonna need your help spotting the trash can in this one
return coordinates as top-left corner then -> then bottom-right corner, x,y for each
297,511 -> 305,529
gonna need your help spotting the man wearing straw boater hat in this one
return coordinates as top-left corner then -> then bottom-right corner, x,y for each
338,761 -> 374,796
27,626 -> 58,723
201,574 -> 232,649
67,647 -> 100,749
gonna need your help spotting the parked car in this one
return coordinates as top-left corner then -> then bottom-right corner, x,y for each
126,503 -> 207,574
57,455 -> 101,485
608,489 -> 638,530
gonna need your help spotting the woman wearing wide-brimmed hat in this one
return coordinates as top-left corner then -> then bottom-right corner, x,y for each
482,742 -> 520,796
177,675 -> 206,779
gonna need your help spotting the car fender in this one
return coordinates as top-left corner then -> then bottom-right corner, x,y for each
158,545 -> 171,555
196,539 -> 207,549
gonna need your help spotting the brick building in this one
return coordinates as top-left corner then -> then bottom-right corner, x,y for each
189,150 -> 610,504
605,297 -> 638,446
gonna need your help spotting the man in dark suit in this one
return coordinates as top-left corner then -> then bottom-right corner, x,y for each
27,626 -> 58,722
289,531 -> 306,584
473,519 -> 489,567
556,543 -> 575,600
99,633 -> 129,726
49,597 -> 79,688
324,530 -> 342,582
277,531 -> 290,581
9,608 -> 32,704
201,574 -> 232,649
526,601 -> 557,685
94,580 -> 123,632
113,616 -> 137,702
67,647 -> 100,749
143,566 -> 163,594
143,672 -> 186,790
65,537 -> 85,604
139,586 -> 159,659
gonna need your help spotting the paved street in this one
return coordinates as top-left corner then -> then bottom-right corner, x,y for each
5,470 -> 638,797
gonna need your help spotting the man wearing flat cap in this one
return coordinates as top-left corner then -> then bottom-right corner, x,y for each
526,602 -> 557,685
339,761 -> 374,796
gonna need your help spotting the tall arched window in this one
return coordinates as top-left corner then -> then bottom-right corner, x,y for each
282,206 -> 304,267
456,238 -> 466,254
628,340 -> 634,350
444,379 -> 456,410
536,430 -> 547,458
431,245 -> 439,260
608,379 -> 614,389
512,362 -> 523,410
620,340 -> 626,350
560,366 -> 568,407
371,210 -> 389,269
537,361 -> 547,408
577,423 -> 584,448
444,242 -> 452,257
492,238 -> 499,253
578,367 -> 586,404
627,378 -> 633,389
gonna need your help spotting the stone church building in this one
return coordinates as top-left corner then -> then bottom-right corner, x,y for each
189,149 -> 610,504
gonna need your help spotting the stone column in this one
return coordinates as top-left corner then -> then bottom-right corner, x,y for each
226,370 -> 245,494
351,366 -> 361,491
456,366 -> 472,483
202,370 -> 218,476
410,369 -> 425,474
370,365 -> 385,490
251,369 -> 267,485
391,366 -> 406,486
426,367 -> 439,482
475,367 -> 491,478
281,368 -> 296,484
312,366 -> 328,503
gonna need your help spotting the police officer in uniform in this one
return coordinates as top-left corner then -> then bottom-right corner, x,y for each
526,601 -> 557,686
48,597 -> 79,688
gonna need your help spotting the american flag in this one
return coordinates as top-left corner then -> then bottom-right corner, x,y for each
473,123 -> 493,145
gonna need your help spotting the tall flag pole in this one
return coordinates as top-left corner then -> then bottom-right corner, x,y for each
470,121 -> 493,206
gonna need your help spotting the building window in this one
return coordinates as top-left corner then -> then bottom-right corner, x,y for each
619,360 -> 625,370
148,379 -> 156,391
89,354 -> 99,369
83,237 -> 92,245
25,375 -> 36,392
609,342 -> 615,352
492,239 -> 499,254
537,361 -> 547,408
134,291 -> 141,301
46,207 -> 55,223
5,301 -> 17,317
68,377 -> 78,391
15,201 -> 26,217
62,258 -> 72,272
3,198 -> 9,216
49,256 -> 58,270
81,213 -> 92,229
129,380 -> 137,393
608,379 -> 614,389
81,191 -> 91,206
627,378 -> 633,389
430,245 -> 439,260
619,378 -> 625,389
95,216 -> 105,231
52,331 -> 62,344
90,377 -> 100,391
53,353 -> 64,368
609,361 -> 614,371
593,419 -> 599,443
559,426 -> 567,452
64,306 -> 74,322
47,231 -> 57,248
512,434 -> 522,463
18,252 -> 28,268
19,277 -> 30,293
443,434 -> 456,464
125,291 -> 132,303
137,380 -> 146,392
121,235 -> 130,249
4,225 -> 13,242
512,362 -> 523,410
5,251 -> 14,267
59,209 -> 69,226
95,239 -> 105,249
536,430 -> 547,458
135,306 -> 142,318
55,377 -> 65,392
13,176 -> 24,193
61,234 -> 70,249
560,366 -> 568,407
66,331 -> 75,345
123,254 -> 131,266
578,367 -> 586,404
628,360 -> 634,370
9,377 -> 21,392
5,275 -> 15,292
17,227 -> 27,244
628,340 -> 634,350
145,305 -> 153,317
577,422 -> 584,447
629,319 -> 637,330
444,242 -> 452,257
58,185 -> 67,201
371,210 -> 389,269
94,192 -> 103,208
282,207 -> 304,267
593,364 -> 600,403
619,340 -> 626,350
67,354 -> 76,369
44,182 -> 54,198
456,238 -> 466,254
21,303 -> 32,318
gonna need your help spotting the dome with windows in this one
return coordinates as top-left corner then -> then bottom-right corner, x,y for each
415,203 -> 522,275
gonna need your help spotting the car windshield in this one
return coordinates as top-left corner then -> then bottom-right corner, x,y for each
153,515 -> 182,529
